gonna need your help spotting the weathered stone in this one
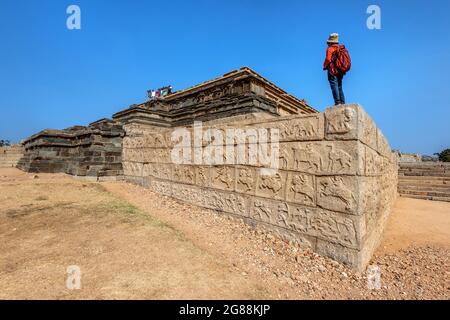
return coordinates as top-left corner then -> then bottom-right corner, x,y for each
122,102 -> 397,271
0,145 -> 24,168
316,176 -> 359,215
17,119 -> 123,177
16,68 -> 398,271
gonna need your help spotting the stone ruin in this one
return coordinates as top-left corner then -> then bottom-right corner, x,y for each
17,119 -> 123,180
15,67 -> 398,270
395,151 -> 422,163
0,144 -> 24,168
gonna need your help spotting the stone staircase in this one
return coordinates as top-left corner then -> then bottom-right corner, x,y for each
398,162 -> 450,202
0,145 -> 24,168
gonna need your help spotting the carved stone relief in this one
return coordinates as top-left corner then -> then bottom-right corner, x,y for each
317,176 -> 358,214
325,105 -> 357,139
285,141 -> 357,175
278,114 -> 324,141
286,173 -> 315,206
256,171 -> 287,200
236,167 -> 256,194
211,166 -> 235,191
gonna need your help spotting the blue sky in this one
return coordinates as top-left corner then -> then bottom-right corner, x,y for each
0,0 -> 448,155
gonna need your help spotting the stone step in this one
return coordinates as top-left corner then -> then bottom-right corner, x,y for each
399,163 -> 450,169
398,189 -> 450,198
398,177 -> 449,183
399,172 -> 450,177
398,184 -> 450,192
399,166 -> 450,170
399,194 -> 450,203
399,164 -> 450,174
399,168 -> 450,173
399,171 -> 450,177
399,167 -> 449,172
398,174 -> 450,180
398,179 -> 449,187
399,166 -> 448,170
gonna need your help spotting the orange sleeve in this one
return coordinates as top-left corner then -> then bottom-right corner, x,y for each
323,47 -> 333,70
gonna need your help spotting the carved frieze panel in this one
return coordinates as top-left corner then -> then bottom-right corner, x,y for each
277,114 -> 324,142
141,148 -> 171,163
144,163 -> 172,180
256,170 -> 287,200
325,105 -> 358,140
286,172 -> 316,206
148,179 -> 173,197
236,167 -> 257,194
173,165 -> 196,185
249,198 -> 279,225
195,166 -> 211,188
206,190 -> 248,216
211,166 -> 235,191
122,161 -> 143,177
317,176 -> 358,215
122,137 -> 133,149
172,184 -> 202,204
309,210 -> 359,248
282,141 -> 358,175
249,198 -> 360,248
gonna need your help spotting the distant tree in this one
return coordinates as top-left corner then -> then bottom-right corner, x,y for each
434,149 -> 450,162
0,139 -> 11,147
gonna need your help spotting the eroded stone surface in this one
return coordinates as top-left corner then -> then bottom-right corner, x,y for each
122,103 -> 397,271
16,67 -> 397,271
0,145 -> 24,168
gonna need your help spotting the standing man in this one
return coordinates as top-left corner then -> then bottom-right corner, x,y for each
323,33 -> 351,105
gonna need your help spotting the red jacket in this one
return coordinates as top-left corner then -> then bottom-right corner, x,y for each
323,44 -> 339,72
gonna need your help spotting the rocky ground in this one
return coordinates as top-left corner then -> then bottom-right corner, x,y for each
105,181 -> 449,300
0,168 -> 448,299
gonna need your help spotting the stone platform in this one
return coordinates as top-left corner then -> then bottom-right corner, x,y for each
0,145 -> 24,168
120,103 -> 398,271
17,119 -> 123,179
16,67 -> 398,270
398,162 -> 450,202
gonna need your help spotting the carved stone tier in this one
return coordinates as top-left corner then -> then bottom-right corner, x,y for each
17,119 -> 124,179
113,67 -> 317,126
121,104 -> 398,271
16,69 -> 397,270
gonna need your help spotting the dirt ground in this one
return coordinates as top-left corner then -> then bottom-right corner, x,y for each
0,168 -> 448,299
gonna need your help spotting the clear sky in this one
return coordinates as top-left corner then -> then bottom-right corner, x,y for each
0,0 -> 448,155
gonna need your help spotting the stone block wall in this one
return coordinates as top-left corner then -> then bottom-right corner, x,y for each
397,152 -> 422,163
121,104 -> 398,270
0,144 -> 24,168
17,119 -> 124,179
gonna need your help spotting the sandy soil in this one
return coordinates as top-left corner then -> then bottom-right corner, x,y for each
378,197 -> 450,254
0,168 -> 448,299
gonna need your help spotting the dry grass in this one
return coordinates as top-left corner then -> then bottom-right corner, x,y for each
0,168 -> 448,299
0,170 -> 267,299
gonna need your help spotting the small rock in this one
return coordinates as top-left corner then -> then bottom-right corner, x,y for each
266,234 -> 275,241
